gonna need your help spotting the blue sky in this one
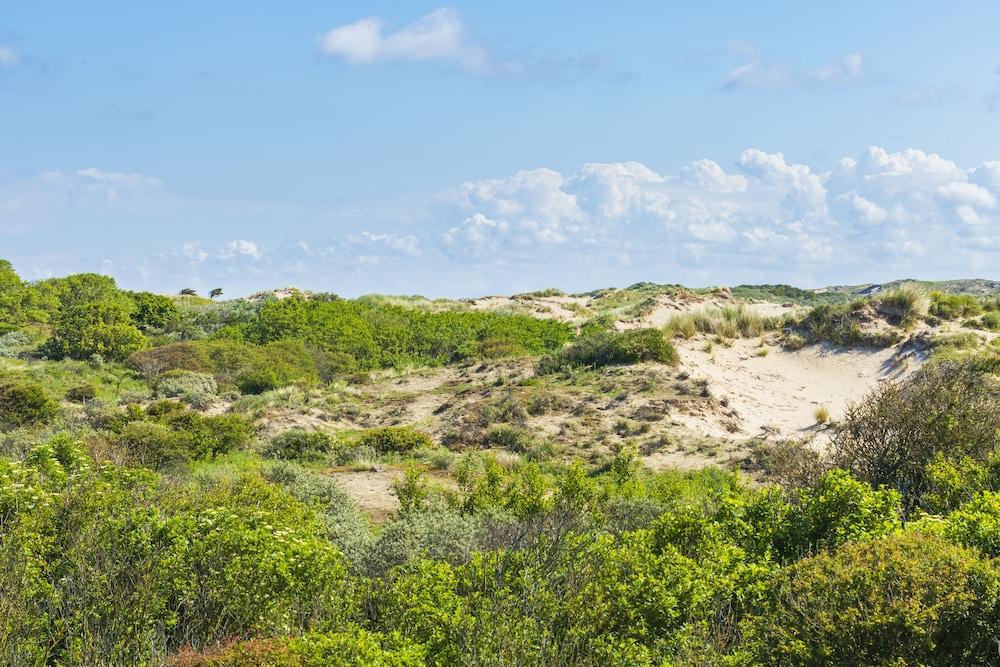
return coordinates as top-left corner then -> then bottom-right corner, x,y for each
3,2 -> 1000,296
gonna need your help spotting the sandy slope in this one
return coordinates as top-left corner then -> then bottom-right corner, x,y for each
673,336 -> 921,441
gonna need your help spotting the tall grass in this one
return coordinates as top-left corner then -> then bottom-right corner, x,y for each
875,284 -> 929,326
663,305 -> 784,340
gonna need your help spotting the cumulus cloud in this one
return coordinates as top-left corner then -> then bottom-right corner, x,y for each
433,146 -> 1000,286
217,239 -> 263,260
722,45 -> 864,91
6,147 -> 1000,296
320,7 -> 487,73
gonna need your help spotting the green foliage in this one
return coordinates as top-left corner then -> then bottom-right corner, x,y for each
219,296 -> 572,370
358,427 -> 433,455
43,300 -> 147,361
746,532 -> 1000,666
116,405 -> 254,468
126,290 -> 181,331
929,290 -> 983,320
831,359 -> 1000,513
169,628 -> 425,666
793,298 -> 902,347
155,370 -> 218,404
266,429 -> 336,462
539,327 -> 678,372
65,382 -> 97,403
0,378 -> 58,429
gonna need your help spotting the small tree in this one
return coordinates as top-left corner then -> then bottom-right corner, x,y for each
42,301 -> 147,361
209,288 -> 223,299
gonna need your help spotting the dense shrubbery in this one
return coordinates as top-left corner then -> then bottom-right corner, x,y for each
218,296 -> 573,371
358,426 -> 434,455
267,429 -> 336,461
831,358 -> 1000,513
0,378 -> 58,428
7,260 -> 1000,665
539,327 -> 678,372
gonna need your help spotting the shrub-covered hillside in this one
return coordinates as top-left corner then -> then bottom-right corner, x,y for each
5,261 -> 1000,665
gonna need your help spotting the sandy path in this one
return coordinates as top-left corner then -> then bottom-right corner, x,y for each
674,337 -> 919,440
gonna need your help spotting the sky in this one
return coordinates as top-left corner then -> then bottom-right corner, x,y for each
3,2 -> 1000,297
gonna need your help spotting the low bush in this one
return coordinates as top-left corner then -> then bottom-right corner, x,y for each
267,429 -> 336,462
117,407 -> 254,468
155,370 -> 218,406
0,378 -> 59,428
929,290 -> 982,320
746,532 -> 1000,665
540,328 -> 678,372
831,358 -> 1000,513
235,368 -> 284,395
0,330 -> 31,358
358,426 -> 433,455
65,383 -> 97,403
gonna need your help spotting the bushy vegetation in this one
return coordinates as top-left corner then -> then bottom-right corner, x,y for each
7,260 -> 1000,664
790,298 -> 904,347
220,296 -> 572,371
357,426 -> 434,455
0,378 -> 59,428
539,327 -> 678,372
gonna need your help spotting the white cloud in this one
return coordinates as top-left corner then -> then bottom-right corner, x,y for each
218,239 -> 263,260
181,242 -> 208,263
6,147 -> 1000,296
808,52 -> 863,83
722,45 -> 864,91
432,146 -> 1000,286
0,45 -> 18,68
320,7 -> 487,73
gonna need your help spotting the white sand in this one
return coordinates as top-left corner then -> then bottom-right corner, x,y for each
673,336 -> 920,441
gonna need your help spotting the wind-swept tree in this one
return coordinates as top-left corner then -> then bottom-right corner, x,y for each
209,288 -> 223,299
179,288 -> 197,297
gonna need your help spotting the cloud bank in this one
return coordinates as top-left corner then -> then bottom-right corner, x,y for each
3,147 -> 1000,295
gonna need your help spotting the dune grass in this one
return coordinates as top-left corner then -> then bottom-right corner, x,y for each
664,305 -> 784,340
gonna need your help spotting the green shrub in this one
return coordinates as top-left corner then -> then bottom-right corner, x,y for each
0,330 -> 31,358
155,370 -> 218,404
267,429 -> 336,462
746,532 -> 1000,665
485,424 -> 534,452
929,291 -> 982,320
118,409 -> 254,467
126,291 -> 180,331
358,426 -> 433,455
65,383 -> 97,403
235,368 -> 284,395
42,300 -> 147,361
540,327 -> 678,372
164,475 -> 355,648
167,629 -> 425,667
794,300 -> 902,347
0,378 -> 59,428
831,359 -> 1000,513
